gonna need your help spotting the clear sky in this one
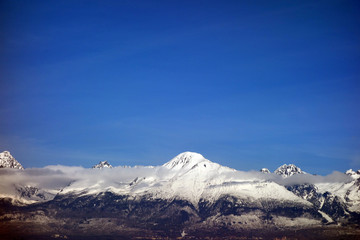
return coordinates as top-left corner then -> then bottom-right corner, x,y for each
1,0 -> 359,174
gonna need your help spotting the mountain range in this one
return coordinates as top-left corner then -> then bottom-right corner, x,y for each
0,150 -> 359,239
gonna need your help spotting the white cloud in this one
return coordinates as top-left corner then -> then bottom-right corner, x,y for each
0,163 -> 353,200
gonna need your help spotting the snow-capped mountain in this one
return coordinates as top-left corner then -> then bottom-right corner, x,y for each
274,163 -> 305,177
1,152 -> 359,239
346,169 -> 360,178
260,168 -> 270,173
92,160 -> 113,169
156,152 -> 306,206
163,151 -> 211,170
0,151 -> 24,169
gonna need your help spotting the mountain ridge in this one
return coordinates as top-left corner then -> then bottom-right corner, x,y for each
274,163 -> 306,177
1,150 -> 360,239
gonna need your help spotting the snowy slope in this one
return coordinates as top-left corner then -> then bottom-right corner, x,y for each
315,169 -> 360,213
55,152 -> 310,207
153,153 -> 308,205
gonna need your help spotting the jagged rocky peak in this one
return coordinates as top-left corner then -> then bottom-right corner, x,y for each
260,168 -> 270,173
0,151 -> 24,169
274,164 -> 305,177
345,169 -> 360,179
163,152 -> 210,170
346,169 -> 356,175
92,161 -> 113,169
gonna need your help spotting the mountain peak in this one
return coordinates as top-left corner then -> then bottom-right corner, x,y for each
345,169 -> 360,179
0,151 -> 24,169
163,152 -> 209,170
260,168 -> 270,173
92,161 -> 113,169
274,164 -> 305,177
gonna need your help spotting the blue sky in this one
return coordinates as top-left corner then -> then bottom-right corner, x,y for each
1,0 -> 359,174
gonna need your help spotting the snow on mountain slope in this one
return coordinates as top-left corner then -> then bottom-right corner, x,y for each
163,152 -> 217,172
0,151 -> 24,169
314,169 -> 360,213
44,152 -> 309,206
345,179 -> 360,212
154,153 -> 308,205
274,164 -> 305,177
154,154 -> 236,204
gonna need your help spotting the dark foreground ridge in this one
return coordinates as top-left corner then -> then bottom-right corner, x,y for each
1,192 -> 360,240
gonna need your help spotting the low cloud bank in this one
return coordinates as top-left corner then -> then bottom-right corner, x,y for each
221,170 -> 352,186
274,171 -> 352,186
0,164 -> 353,198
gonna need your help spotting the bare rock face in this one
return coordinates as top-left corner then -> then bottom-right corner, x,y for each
0,151 -> 24,169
